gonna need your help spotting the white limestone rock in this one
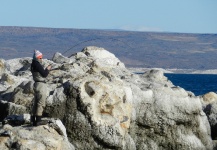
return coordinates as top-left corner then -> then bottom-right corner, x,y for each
201,92 -> 217,140
0,46 -> 214,150
82,46 -> 125,69
202,92 -> 217,104
0,59 -> 6,76
52,52 -> 75,64
0,123 -> 74,150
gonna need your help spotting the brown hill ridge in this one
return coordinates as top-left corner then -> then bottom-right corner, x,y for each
0,26 -> 217,69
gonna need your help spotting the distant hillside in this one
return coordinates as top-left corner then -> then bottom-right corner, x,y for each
0,26 -> 217,69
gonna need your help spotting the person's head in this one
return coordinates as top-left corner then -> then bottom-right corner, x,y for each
33,50 -> 43,62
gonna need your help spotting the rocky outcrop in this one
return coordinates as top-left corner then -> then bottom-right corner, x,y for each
0,118 -> 74,150
0,46 -> 215,149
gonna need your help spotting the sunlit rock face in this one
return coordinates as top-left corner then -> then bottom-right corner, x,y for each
0,118 -> 74,150
0,46 -> 214,149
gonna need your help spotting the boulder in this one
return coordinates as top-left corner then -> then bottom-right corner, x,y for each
0,46 -> 214,149
0,121 -> 74,150
52,52 -> 75,64
202,92 -> 217,140
203,92 -> 217,104
5,57 -> 32,76
0,59 -> 6,76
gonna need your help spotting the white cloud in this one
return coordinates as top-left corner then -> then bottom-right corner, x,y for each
119,25 -> 163,32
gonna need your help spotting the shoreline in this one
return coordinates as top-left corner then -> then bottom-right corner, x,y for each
128,67 -> 217,74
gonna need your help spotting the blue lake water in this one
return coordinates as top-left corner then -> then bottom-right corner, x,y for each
164,73 -> 217,96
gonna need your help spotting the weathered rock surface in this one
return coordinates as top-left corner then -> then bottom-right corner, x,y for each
0,46 -> 215,149
201,92 -> 217,143
0,121 -> 74,150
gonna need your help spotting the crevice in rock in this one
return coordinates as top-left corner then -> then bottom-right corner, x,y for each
92,134 -> 118,150
0,100 -> 9,121
137,122 -> 153,129
101,71 -> 113,82
84,82 -> 95,97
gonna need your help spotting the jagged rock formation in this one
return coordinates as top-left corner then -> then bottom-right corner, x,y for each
0,46 -> 215,149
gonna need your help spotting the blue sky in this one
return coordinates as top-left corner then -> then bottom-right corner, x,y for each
0,0 -> 216,33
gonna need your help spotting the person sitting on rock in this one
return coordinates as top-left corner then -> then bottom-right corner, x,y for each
30,50 -> 51,126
